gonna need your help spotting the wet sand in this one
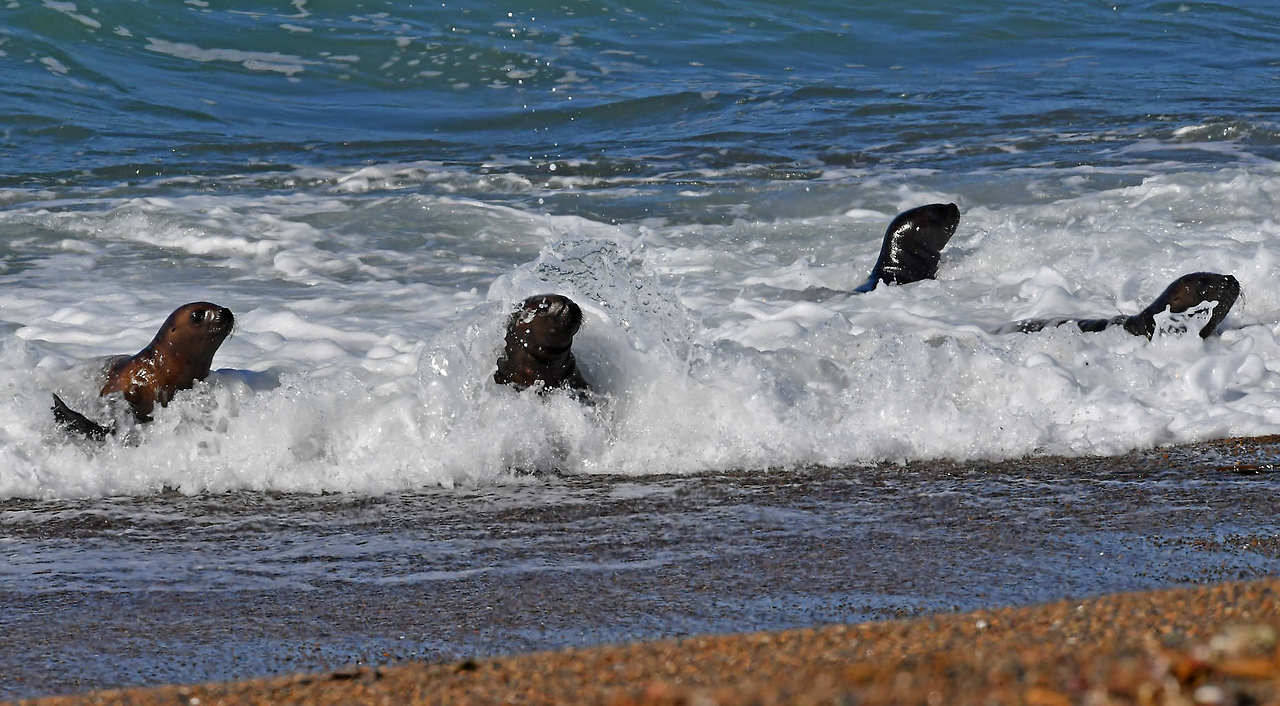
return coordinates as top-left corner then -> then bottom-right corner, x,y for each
5,436 -> 1280,703
18,577 -> 1280,705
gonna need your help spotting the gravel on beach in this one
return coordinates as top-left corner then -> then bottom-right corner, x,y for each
20,577 -> 1280,706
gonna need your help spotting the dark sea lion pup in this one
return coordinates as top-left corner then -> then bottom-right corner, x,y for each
998,272 -> 1240,339
52,301 -> 235,440
854,202 -> 962,293
494,294 -> 590,399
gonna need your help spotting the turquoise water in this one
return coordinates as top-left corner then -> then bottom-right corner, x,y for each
6,1 -> 1278,195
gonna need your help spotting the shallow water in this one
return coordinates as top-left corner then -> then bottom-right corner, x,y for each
3,0 -> 1280,698
3,440 -> 1279,698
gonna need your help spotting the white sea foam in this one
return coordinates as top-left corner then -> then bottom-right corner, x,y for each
1,164 -> 1278,498
42,0 -> 100,29
143,38 -> 315,76
39,56 -> 69,75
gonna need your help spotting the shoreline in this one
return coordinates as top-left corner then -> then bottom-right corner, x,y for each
20,577 -> 1280,706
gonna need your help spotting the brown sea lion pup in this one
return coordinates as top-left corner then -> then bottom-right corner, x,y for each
997,272 -> 1240,339
51,301 -> 235,440
494,294 -> 590,399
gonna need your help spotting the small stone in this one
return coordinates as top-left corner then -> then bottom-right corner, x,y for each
1193,684 -> 1226,704
1023,686 -> 1071,706
1208,624 -> 1277,659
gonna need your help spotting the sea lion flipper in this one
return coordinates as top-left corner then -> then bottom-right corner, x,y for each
996,315 -> 1129,336
860,203 -> 961,292
993,318 -> 1054,335
1075,316 -> 1129,333
51,394 -> 115,441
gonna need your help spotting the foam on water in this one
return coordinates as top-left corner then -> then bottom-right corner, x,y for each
2,161 -> 1279,499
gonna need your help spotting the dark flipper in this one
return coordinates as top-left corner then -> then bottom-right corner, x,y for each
996,272 -> 1240,339
51,394 -> 115,441
996,315 -> 1128,335
1075,317 -> 1128,333
1122,272 -> 1240,339
855,202 -> 962,293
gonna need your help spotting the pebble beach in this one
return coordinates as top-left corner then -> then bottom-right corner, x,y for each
18,577 -> 1280,706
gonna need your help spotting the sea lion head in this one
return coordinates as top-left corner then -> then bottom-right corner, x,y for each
1124,272 -> 1240,339
504,294 -> 582,361
862,202 -> 962,290
494,294 -> 588,392
153,302 -> 236,357
141,301 -> 235,399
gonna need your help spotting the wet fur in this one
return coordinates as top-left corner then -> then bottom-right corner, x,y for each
855,203 -> 962,293
52,302 -> 235,439
494,294 -> 590,397
1000,273 -> 1240,339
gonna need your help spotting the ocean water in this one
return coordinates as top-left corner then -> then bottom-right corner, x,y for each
3,0 -> 1280,698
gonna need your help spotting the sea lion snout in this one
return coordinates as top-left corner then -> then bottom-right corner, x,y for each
531,294 -> 580,325
200,305 -> 236,338
520,294 -> 583,342
542,298 -> 568,319
215,306 -> 235,336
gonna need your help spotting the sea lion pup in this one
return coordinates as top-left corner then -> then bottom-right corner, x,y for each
853,202 -> 962,293
51,301 -> 235,439
997,272 -> 1240,339
494,294 -> 590,398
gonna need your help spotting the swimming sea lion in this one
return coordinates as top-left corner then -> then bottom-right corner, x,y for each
494,294 -> 590,397
854,202 -> 962,293
51,301 -> 235,439
998,272 -> 1240,338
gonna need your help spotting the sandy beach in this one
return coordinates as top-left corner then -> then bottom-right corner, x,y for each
18,577 -> 1278,706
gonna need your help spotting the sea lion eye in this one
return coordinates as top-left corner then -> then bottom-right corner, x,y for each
190,309 -> 206,324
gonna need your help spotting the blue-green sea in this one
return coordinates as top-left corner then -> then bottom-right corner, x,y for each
2,0 -> 1279,698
